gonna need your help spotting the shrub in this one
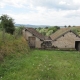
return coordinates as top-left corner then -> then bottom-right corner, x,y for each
0,31 -> 29,61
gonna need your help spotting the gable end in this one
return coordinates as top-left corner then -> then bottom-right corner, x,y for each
53,30 -> 80,42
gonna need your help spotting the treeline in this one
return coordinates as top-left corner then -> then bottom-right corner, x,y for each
73,29 -> 80,36
36,26 -> 80,36
36,26 -> 60,36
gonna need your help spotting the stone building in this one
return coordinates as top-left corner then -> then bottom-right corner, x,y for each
50,28 -> 80,49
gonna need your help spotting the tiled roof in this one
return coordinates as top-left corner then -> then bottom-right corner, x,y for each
50,27 -> 80,41
25,28 -> 45,40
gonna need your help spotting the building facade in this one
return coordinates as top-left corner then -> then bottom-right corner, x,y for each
50,29 -> 80,49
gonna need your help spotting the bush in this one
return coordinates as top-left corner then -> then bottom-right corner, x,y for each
0,31 -> 29,61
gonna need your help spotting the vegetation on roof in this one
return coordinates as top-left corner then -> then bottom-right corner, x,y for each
50,26 -> 80,40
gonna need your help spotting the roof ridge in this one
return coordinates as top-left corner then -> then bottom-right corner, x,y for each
50,28 -> 80,41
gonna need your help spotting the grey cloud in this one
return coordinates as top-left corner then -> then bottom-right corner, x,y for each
31,0 -> 80,10
65,11 -> 80,18
0,0 -> 80,10
66,14 -> 80,18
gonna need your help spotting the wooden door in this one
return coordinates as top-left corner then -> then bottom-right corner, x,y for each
29,37 -> 36,48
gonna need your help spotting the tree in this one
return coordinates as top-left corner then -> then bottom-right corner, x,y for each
0,14 -> 15,34
64,25 -> 67,28
16,26 -> 25,35
46,30 -> 53,36
45,26 -> 48,29
68,25 -> 71,27
54,26 -> 60,29
73,25 -> 75,27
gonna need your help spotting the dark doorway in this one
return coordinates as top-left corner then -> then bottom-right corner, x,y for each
75,41 -> 80,51
41,41 -> 52,49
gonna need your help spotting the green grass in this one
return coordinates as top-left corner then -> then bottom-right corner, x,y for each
0,49 -> 80,80
0,31 -> 29,61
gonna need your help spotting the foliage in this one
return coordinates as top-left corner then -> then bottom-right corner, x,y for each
0,50 -> 80,80
64,25 -> 67,28
0,14 -> 15,34
36,26 -> 80,36
68,25 -> 71,27
0,31 -> 29,62
36,26 -> 60,36
46,30 -> 53,36
14,26 -> 25,38
72,29 -> 80,36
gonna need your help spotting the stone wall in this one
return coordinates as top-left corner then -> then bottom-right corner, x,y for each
52,32 -> 80,48
23,30 -> 42,48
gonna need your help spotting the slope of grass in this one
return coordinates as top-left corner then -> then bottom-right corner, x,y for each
0,31 -> 29,61
0,50 -> 80,80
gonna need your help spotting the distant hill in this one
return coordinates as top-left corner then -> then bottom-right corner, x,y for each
14,24 -> 49,28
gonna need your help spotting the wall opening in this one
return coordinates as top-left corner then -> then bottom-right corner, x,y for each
75,41 -> 80,51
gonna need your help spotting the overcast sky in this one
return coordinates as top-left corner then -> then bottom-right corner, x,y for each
0,0 -> 80,26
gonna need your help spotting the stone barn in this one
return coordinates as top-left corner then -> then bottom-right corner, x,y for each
50,28 -> 80,49
23,28 -> 52,48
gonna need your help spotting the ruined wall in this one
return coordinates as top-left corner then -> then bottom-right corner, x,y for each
35,37 -> 43,48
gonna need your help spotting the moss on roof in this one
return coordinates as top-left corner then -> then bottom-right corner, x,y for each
50,26 -> 80,40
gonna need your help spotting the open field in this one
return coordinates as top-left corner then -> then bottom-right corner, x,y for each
0,50 -> 80,80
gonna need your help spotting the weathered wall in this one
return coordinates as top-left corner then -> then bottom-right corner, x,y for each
25,31 -> 32,40
52,32 -> 80,48
23,30 -> 42,48
22,29 -> 26,38
35,37 -> 43,48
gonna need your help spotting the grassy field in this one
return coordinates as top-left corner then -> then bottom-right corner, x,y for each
0,49 -> 80,80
